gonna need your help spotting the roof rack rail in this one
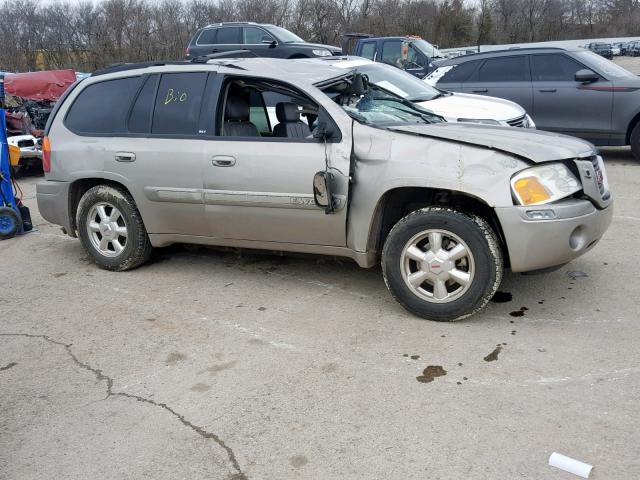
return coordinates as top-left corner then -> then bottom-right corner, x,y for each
203,21 -> 257,28
457,46 -> 567,58
190,50 -> 258,63
91,60 -> 188,77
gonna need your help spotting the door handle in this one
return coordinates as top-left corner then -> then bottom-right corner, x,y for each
538,89 -> 557,93
115,152 -> 136,162
212,156 -> 236,167
472,89 -> 488,93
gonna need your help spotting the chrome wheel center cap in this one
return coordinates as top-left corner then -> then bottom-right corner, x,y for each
428,258 -> 444,275
100,222 -> 115,239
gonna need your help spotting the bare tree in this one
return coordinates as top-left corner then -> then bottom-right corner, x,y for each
1,0 -> 640,72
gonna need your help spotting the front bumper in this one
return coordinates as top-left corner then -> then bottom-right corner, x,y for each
36,180 -> 73,234
19,148 -> 42,160
495,199 -> 613,272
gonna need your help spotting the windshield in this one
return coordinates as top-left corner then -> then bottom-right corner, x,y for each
575,50 -> 635,79
320,75 -> 443,128
411,39 -> 445,59
353,63 -> 442,101
266,26 -> 304,43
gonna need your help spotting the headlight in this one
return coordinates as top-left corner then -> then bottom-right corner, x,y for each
312,49 -> 332,57
511,163 -> 581,206
457,118 -> 501,125
524,114 -> 536,128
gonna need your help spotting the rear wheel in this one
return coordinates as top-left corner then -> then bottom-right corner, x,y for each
382,207 -> 503,321
630,122 -> 640,161
76,185 -> 152,271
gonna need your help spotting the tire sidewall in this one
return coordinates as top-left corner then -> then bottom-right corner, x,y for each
0,207 -> 20,240
631,123 -> 640,161
76,186 -> 146,270
382,208 -> 501,321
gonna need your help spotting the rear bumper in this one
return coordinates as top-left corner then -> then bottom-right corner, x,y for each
36,180 -> 72,233
496,199 -> 613,272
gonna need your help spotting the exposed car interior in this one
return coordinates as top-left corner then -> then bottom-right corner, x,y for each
219,78 -> 318,138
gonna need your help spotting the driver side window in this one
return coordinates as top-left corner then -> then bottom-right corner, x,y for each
243,27 -> 274,44
217,78 -> 319,141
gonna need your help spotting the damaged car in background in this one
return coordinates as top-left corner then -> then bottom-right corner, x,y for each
37,59 -> 612,321
3,69 -> 76,175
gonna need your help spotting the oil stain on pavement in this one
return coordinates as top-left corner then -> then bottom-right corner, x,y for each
416,365 -> 447,383
484,345 -> 502,362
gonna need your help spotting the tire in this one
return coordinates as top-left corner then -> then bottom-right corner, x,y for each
630,122 -> 640,161
76,185 -> 152,271
382,207 -> 503,322
0,207 -> 21,240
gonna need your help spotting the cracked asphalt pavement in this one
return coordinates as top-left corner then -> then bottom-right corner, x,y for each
1,149 -> 639,479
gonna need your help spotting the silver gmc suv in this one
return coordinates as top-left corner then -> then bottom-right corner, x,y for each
37,58 -> 613,321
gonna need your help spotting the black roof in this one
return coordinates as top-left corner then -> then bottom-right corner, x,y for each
435,46 -> 572,66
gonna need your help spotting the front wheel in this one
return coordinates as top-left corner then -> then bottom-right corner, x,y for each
382,207 -> 503,321
76,185 -> 152,271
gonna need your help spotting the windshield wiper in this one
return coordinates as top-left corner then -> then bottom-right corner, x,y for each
409,94 -> 441,102
374,96 -> 441,123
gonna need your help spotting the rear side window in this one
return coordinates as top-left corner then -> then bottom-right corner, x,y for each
477,56 -> 529,82
216,27 -> 241,44
531,54 -> 585,81
440,60 -> 479,83
381,40 -> 402,65
198,28 -> 218,45
152,72 -> 208,135
360,42 -> 376,60
128,75 -> 157,133
65,76 -> 142,134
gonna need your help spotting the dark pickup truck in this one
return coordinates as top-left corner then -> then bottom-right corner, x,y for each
342,34 -> 444,78
186,22 -> 341,60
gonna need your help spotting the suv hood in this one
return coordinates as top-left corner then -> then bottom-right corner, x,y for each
288,42 -> 342,54
390,123 -> 596,163
417,92 -> 525,122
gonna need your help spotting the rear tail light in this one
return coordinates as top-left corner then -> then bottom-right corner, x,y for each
42,136 -> 51,173
185,47 -> 191,58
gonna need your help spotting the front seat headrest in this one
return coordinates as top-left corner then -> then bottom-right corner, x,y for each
276,102 -> 302,123
225,95 -> 250,121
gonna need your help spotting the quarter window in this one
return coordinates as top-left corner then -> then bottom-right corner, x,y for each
477,56 -> 529,82
65,76 -> 142,134
197,28 -> 218,45
531,54 -> 587,81
151,72 -> 208,135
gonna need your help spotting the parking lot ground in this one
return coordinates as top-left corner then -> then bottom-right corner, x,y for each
1,149 -> 639,480
613,55 -> 640,73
